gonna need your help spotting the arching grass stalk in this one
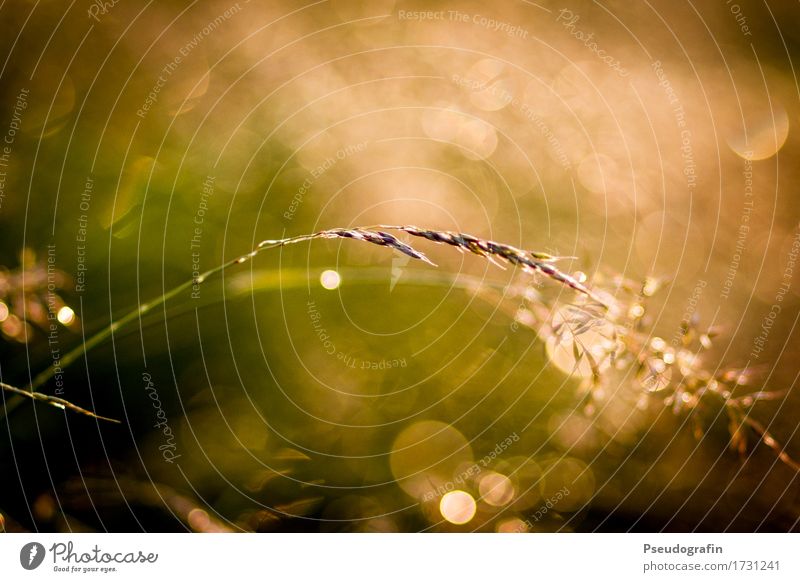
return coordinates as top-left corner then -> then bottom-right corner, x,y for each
370,225 -> 605,305
2,226 -> 604,422
0,381 -> 121,423
3,225 -> 795,476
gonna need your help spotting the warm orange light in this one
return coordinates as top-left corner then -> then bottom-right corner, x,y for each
439,490 -> 477,525
320,270 -> 341,290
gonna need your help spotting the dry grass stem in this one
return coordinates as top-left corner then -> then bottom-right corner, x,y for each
1,381 -> 120,423
257,225 -> 606,305
5,222 -> 796,478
